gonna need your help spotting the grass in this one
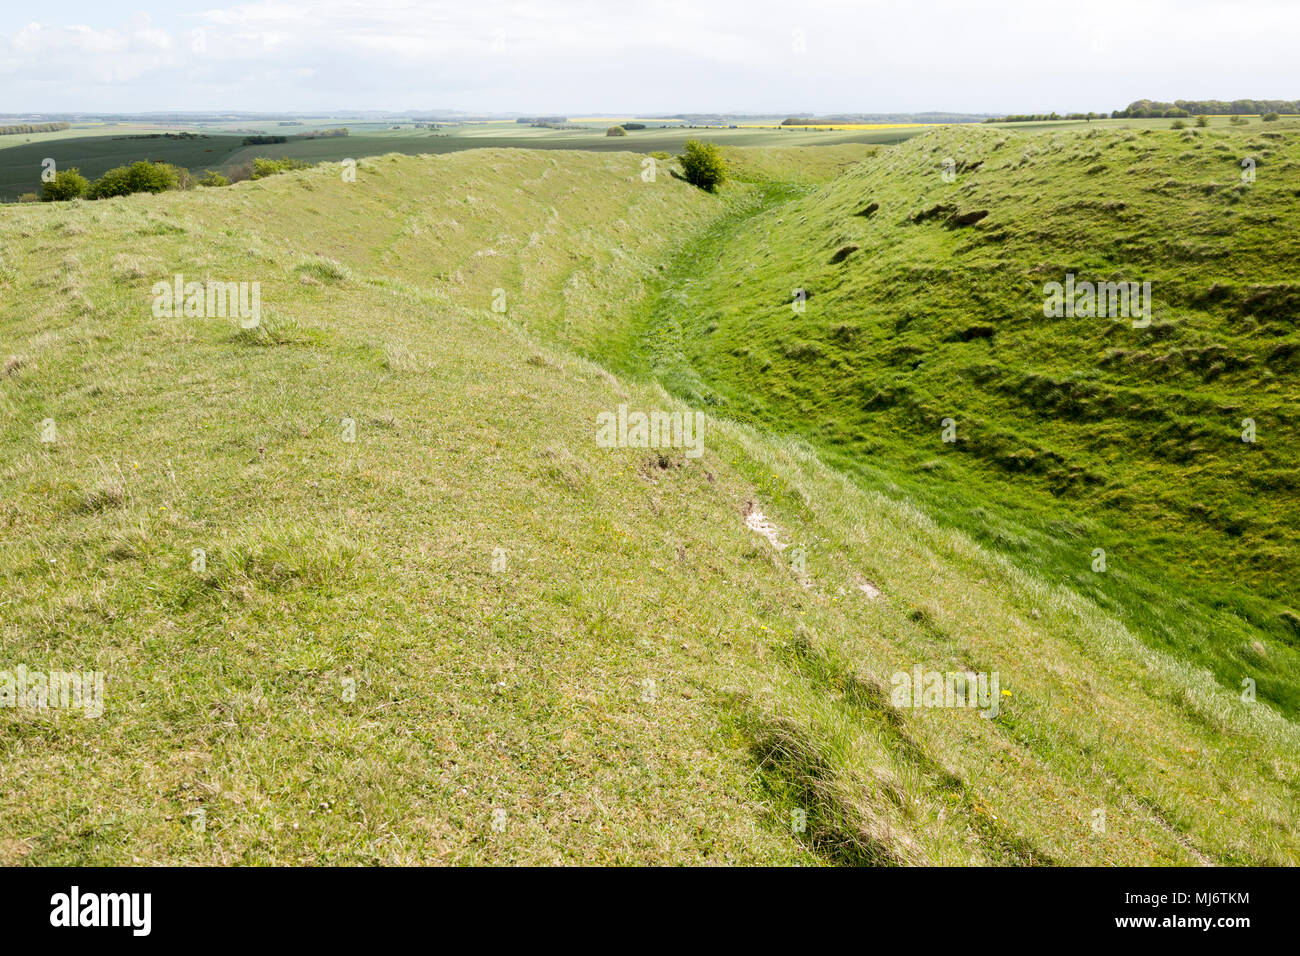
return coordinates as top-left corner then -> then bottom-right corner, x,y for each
985,115 -> 1300,133
1,137 -> 1297,865
621,122 -> 1300,722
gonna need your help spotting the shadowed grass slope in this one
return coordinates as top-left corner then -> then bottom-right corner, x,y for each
631,123 -> 1300,718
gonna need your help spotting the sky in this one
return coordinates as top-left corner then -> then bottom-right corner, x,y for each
2,0 -> 1297,115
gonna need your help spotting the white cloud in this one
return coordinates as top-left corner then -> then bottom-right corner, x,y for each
2,0 -> 1298,112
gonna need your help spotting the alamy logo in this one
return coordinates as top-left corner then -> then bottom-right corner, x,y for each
50,886 -> 151,936
1043,274 -> 1151,328
151,273 -> 261,327
890,667 -> 1001,718
0,665 -> 103,718
596,404 -> 704,458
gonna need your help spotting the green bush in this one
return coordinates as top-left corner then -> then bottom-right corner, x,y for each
87,161 -> 182,199
198,170 -> 229,187
41,168 -> 89,202
1262,112 -> 1280,122
251,157 -> 281,179
1170,119 -> 1187,129
250,156 -> 310,180
1195,115 -> 1209,128
605,126 -> 627,137
678,139 -> 727,192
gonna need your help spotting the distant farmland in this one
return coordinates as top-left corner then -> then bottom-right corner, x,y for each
0,120 -> 931,202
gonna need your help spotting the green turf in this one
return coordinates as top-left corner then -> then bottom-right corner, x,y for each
2,142 -> 1297,865
614,120 -> 1300,718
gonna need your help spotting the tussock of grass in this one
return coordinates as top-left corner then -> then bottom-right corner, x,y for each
739,709 -> 909,866
294,256 -> 350,283
221,527 -> 361,594
231,312 -> 312,347
76,480 -> 126,514
536,442 -> 593,493
381,341 -> 425,373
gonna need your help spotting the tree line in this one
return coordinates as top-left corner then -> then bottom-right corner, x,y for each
0,122 -> 71,136
989,100 -> 1299,123
1115,99 -> 1300,117
984,113 -> 1104,122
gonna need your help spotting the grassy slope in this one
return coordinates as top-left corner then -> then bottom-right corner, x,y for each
986,115 -> 1300,133
1,145 -> 1297,865
631,122 -> 1300,719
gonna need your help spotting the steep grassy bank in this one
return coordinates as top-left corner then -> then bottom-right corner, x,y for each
2,145 -> 1297,864
630,123 -> 1300,717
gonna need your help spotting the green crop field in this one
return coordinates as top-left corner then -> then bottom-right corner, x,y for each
2,126 -> 1298,866
0,122 -> 182,151
218,123 -> 926,173
0,129 -> 247,200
